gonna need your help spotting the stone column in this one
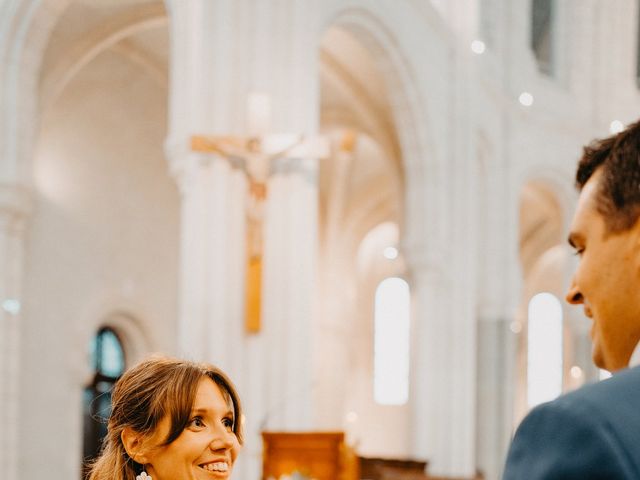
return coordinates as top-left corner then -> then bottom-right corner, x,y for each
0,184 -> 31,480
411,45 -> 478,480
260,156 -> 318,430
408,255 -> 451,465
406,35 -> 478,477
407,251 -> 478,477
473,130 -> 521,480
166,145 -> 247,372
165,141 -> 250,477
165,0 -> 250,373
165,1 -> 321,478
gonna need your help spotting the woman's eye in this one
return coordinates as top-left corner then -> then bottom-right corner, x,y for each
222,417 -> 234,430
189,416 -> 205,429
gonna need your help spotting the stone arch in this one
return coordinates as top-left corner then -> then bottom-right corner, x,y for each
104,310 -> 154,364
519,181 -> 565,277
77,308 -> 154,386
40,3 -> 167,110
317,1 -> 452,264
0,0 -> 72,182
77,309 -> 153,475
316,0 -> 455,462
518,164 -> 576,234
0,0 -> 168,183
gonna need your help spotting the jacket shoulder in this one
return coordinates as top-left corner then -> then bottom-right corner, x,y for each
503,366 -> 640,479
554,365 -> 640,412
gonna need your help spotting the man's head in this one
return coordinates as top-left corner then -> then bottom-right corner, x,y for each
566,120 -> 640,372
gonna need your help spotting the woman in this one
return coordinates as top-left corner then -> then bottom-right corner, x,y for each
88,356 -> 243,480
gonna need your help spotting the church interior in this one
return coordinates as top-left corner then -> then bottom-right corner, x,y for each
1,0 -> 640,479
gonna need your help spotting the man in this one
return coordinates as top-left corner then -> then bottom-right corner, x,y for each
502,120 -> 640,479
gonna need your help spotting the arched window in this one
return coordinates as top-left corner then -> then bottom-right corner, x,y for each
527,292 -> 563,407
531,0 -> 555,75
82,327 -> 125,477
374,277 -> 410,405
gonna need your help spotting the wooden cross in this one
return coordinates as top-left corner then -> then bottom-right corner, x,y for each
190,133 -> 331,334
191,134 -> 266,334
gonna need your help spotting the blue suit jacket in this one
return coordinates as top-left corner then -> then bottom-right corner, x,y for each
503,365 -> 640,479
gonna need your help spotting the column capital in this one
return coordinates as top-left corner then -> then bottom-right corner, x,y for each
271,156 -> 318,182
164,136 -> 242,195
164,135 -> 205,175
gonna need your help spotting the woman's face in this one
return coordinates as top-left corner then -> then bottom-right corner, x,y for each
144,378 -> 241,480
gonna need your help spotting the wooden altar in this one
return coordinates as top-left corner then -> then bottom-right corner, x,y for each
261,432 -> 483,480
261,431 -> 358,480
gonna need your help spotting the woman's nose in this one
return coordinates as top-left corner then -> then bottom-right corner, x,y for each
209,426 -> 235,450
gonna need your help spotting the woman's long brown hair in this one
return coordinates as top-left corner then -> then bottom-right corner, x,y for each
87,356 -> 243,480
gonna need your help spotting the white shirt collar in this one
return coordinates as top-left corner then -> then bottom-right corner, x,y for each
629,341 -> 640,367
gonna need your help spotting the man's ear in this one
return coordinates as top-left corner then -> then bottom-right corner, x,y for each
121,427 -> 150,464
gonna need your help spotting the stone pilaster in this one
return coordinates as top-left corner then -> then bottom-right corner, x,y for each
0,184 -> 31,480
407,255 -> 450,465
475,315 -> 517,480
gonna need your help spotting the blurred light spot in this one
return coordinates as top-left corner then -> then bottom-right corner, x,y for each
2,299 -> 20,315
519,92 -> 534,106
509,321 -> 522,334
346,411 -> 358,423
570,365 -> 583,379
599,369 -> 612,380
610,120 -> 624,134
383,247 -> 398,260
471,40 -> 486,54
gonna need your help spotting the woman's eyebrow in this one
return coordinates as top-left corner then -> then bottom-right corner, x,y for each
191,406 -> 234,417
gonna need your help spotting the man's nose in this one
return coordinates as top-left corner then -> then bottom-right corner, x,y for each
565,281 -> 583,304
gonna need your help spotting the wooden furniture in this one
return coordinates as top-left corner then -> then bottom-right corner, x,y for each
262,431 -> 358,480
358,457 -> 427,480
426,474 -> 484,480
358,456 -> 483,480
262,434 -> 482,480
359,457 -> 428,480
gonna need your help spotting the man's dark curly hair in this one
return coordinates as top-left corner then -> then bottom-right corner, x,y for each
576,119 -> 640,233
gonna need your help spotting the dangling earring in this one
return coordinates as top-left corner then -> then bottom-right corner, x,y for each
136,471 -> 152,480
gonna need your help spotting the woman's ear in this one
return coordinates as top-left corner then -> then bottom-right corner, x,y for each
121,427 -> 149,464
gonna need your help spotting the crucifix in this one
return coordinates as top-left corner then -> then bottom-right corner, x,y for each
190,94 -> 329,334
